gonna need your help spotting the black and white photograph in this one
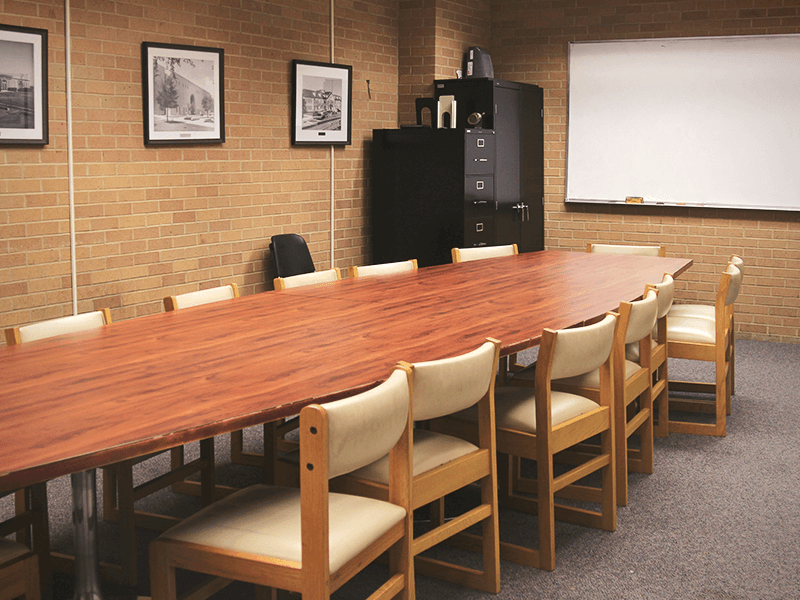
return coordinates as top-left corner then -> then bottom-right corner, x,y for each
0,23 -> 48,145
141,42 -> 224,145
291,59 -> 352,145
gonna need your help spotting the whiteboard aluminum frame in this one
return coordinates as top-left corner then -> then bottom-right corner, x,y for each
565,34 -> 800,212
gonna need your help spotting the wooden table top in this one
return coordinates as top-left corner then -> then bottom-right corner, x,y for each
0,250 -> 691,492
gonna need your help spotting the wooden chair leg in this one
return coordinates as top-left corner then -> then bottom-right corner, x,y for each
148,541 -> 177,600
537,453 -> 556,571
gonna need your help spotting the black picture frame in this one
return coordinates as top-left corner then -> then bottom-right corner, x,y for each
0,23 -> 48,146
291,59 -> 352,146
141,42 -> 224,146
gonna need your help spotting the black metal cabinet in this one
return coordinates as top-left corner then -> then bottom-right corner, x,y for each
371,128 -> 496,267
370,78 -> 543,267
434,78 -> 544,253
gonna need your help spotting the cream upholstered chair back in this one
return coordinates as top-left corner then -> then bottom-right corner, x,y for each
275,267 -> 341,290
406,340 -> 499,422
729,255 -> 744,275
650,273 -> 675,319
322,367 -> 411,480
623,289 -> 658,344
5,308 -> 111,346
348,259 -> 417,278
452,244 -> 518,263
587,243 -> 666,257
549,313 -> 617,381
163,283 -> 239,311
724,263 -> 743,306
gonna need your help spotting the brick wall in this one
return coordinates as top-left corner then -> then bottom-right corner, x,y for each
3,0 -> 799,343
489,0 -> 800,343
1,0 -> 399,332
399,0 -> 490,126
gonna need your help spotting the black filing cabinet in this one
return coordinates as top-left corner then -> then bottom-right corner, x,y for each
435,77 -> 544,254
370,78 -> 544,267
371,128 -> 497,267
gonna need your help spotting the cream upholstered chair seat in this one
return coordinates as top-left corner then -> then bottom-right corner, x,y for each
458,386 -> 599,434
351,429 -> 477,484
668,304 -> 715,320
666,315 -> 717,344
156,484 -> 406,574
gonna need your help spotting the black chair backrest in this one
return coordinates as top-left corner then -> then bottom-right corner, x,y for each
270,234 -> 316,278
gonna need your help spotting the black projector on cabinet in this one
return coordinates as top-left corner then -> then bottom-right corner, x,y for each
463,46 -> 494,78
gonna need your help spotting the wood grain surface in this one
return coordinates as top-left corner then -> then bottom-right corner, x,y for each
0,251 -> 691,492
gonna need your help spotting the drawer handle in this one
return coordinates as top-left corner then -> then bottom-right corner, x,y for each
477,139 -> 485,147
476,223 -> 484,232
473,158 -> 488,162
476,181 -> 484,190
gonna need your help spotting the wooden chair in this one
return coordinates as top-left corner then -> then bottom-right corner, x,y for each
4,308 -> 111,346
149,366 -> 414,600
102,287 -> 239,585
632,273 -> 675,438
666,262 -> 743,436
451,244 -> 518,263
0,484 -> 50,600
452,244 -> 519,381
347,259 -> 418,278
164,283 -> 256,473
586,242 -> 666,257
160,283 -> 240,497
438,314 -> 618,570
669,255 -> 743,394
163,282 -> 239,311
4,310 -> 112,593
333,339 -> 502,593
521,291 -> 658,507
237,269 -> 343,479
274,267 -> 341,290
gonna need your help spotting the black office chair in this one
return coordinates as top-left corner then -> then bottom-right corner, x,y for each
269,234 -> 315,278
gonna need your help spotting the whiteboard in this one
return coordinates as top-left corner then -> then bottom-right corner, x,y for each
566,35 -> 800,211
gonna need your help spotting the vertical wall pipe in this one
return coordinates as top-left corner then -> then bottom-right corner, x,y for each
65,0 -> 78,315
330,0 -> 335,267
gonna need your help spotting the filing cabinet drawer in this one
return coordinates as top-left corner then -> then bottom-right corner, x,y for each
465,175 -> 494,206
464,131 -> 495,175
464,216 -> 494,248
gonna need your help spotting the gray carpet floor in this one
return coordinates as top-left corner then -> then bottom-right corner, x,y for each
3,338 -> 799,599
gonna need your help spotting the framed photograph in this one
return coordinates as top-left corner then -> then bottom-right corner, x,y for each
291,60 -> 352,145
0,24 -> 48,145
142,42 -> 224,145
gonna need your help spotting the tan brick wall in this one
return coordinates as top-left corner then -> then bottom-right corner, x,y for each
1,0 -> 399,333
490,0 -> 800,343
399,0 -> 490,126
3,0 -> 799,344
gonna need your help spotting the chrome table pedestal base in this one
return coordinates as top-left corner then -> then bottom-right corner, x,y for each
71,470 -> 103,600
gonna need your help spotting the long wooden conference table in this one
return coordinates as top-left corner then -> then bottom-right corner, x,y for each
1,250 -> 691,597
